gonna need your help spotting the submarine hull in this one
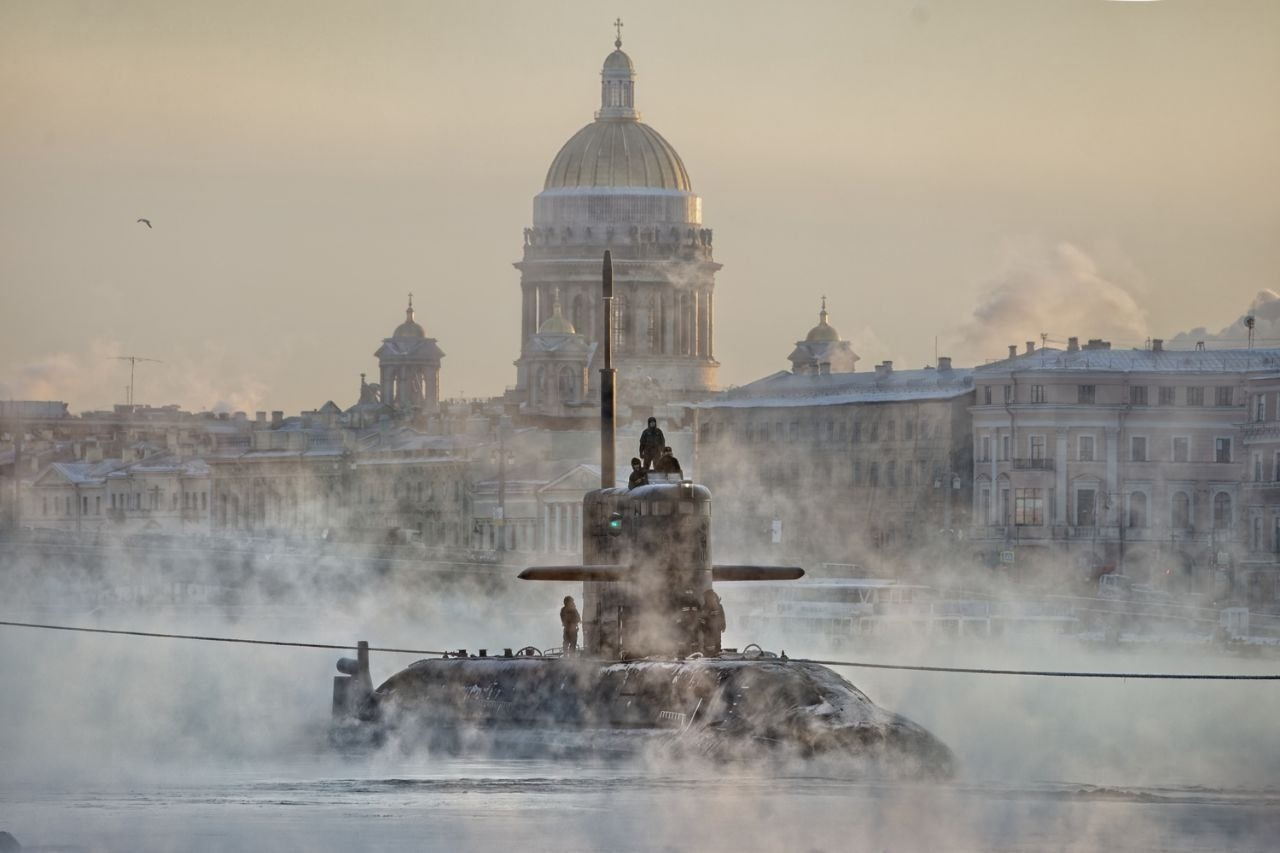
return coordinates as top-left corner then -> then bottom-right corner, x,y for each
334,654 -> 954,777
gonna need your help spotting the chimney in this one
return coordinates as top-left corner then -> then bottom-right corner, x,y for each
1026,341 -> 1036,354
255,411 -> 267,425
1008,345 -> 1017,359
1152,338 -> 1164,352
938,356 -> 952,371
1085,338 -> 1112,351
271,410 -> 284,427
874,361 -> 893,377
1067,336 -> 1079,352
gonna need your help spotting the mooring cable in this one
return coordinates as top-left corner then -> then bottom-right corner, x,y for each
793,657 -> 1280,680
0,619 -> 448,657
1,619 -> 1277,679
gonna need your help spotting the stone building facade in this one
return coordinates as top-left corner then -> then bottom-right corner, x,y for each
1238,373 -> 1280,605
968,338 -> 1279,589
695,359 -> 974,568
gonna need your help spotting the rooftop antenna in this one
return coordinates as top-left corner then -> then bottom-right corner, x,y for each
1245,315 -> 1256,350
110,355 -> 162,407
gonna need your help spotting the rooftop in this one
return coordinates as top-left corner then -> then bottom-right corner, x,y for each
976,345 -> 1280,375
699,366 -> 975,410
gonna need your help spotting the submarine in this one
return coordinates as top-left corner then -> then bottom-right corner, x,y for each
329,252 -> 954,776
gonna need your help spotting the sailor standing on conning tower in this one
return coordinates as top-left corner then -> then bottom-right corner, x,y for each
639,417 -> 665,471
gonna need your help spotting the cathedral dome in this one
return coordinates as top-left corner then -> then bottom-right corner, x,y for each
393,297 -> 425,338
805,301 -> 840,343
544,121 -> 691,191
542,34 -> 692,192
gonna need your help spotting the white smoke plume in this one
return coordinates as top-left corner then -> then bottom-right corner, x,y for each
0,338 -> 269,414
954,240 -> 1150,362
1168,289 -> 1280,348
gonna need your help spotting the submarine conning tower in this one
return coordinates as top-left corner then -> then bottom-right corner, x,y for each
519,251 -> 801,661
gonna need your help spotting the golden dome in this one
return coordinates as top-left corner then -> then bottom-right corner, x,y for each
537,290 -> 577,336
805,300 -> 841,343
394,296 -> 425,338
542,36 -> 692,192
544,120 -> 691,191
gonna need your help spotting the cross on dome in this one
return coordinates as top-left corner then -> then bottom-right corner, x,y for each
614,17 -> 623,48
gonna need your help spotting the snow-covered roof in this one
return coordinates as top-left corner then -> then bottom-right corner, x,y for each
976,346 -> 1280,376
699,367 -> 975,410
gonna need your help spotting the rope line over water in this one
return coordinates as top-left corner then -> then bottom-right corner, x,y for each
1,620 -> 1277,680
795,657 -> 1280,681
0,620 -> 447,657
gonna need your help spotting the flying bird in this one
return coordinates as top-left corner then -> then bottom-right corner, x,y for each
136,218 -> 152,228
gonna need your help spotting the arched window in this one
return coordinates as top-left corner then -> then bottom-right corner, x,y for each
1128,491 -> 1148,528
557,365 -> 577,402
1213,492 -> 1232,530
1171,491 -> 1191,530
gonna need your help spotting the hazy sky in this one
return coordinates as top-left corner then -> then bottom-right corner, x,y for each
2,0 -> 1278,414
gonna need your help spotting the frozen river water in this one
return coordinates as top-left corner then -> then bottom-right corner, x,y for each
2,600 -> 1279,852
5,757 -> 1280,852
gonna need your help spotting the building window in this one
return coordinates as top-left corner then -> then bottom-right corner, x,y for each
42,497 -> 48,516
1158,386 -> 1175,406
868,422 -> 879,442
904,419 -> 915,440
1215,386 -> 1234,407
885,420 -> 895,442
1029,435 -> 1046,460
1131,436 -> 1147,462
1001,488 -> 1011,525
1215,437 -> 1232,464
1078,435 -> 1095,462
1187,387 -> 1205,406
1128,491 -> 1148,528
1253,516 -> 1263,552
980,487 -> 991,524
984,386 -> 993,405
1171,492 -> 1190,529
1255,453 -> 1264,482
1213,492 -> 1232,529
851,461 -> 861,486
851,421 -> 860,443
1031,384 -> 1045,403
1014,488 -> 1043,526
1003,385 -> 1012,404
1257,394 -> 1267,422
1078,384 -> 1096,404
1172,436 -> 1189,463
1001,435 -> 1010,460
886,461 -> 897,486
1274,452 -> 1280,482
868,462 -> 879,486
980,436 -> 991,462
1130,385 -> 1148,406
1076,489 -> 1096,527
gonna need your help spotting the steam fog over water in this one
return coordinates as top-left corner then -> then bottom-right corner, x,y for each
2,551 -> 1278,852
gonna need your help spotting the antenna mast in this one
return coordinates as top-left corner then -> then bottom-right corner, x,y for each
600,251 -> 616,488
111,355 -> 162,407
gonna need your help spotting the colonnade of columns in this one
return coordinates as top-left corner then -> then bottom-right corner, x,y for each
521,283 -> 713,359
542,500 -> 583,552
